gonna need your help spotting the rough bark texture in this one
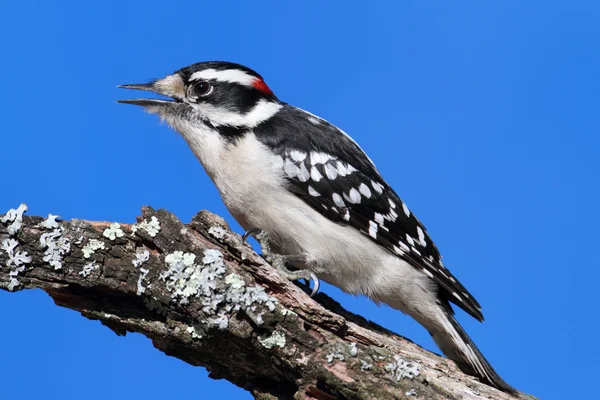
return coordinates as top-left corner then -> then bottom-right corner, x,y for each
0,206 -> 535,400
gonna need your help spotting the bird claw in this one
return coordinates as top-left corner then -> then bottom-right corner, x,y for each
242,227 -> 264,243
242,227 -> 320,297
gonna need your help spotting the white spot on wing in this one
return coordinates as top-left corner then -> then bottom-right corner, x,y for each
406,235 -> 415,246
308,186 -> 320,197
290,150 -> 306,161
411,246 -> 421,256
417,226 -> 426,247
308,117 -> 320,125
399,241 -> 410,252
310,151 -> 329,165
371,180 -> 384,195
402,202 -> 410,217
343,210 -> 350,221
374,212 -> 384,225
359,183 -> 372,198
332,193 -> 345,207
393,245 -> 404,255
297,162 -> 310,182
336,162 -> 348,176
324,164 -> 338,180
368,221 -> 378,239
310,166 -> 323,182
348,188 -> 361,204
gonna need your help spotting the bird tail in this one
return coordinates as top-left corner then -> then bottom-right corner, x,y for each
430,306 -> 517,394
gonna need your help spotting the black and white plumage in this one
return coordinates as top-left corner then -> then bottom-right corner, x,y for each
118,61 -> 515,393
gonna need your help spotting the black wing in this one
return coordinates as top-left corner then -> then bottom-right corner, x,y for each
254,105 -> 484,321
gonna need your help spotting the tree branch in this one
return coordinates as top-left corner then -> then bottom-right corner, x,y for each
0,205 -> 534,400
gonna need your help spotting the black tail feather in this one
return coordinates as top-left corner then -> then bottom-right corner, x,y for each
431,306 -> 517,394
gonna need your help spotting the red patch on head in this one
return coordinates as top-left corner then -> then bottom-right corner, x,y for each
252,78 -> 273,95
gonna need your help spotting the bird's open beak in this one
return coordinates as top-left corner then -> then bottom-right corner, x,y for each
117,77 -> 184,106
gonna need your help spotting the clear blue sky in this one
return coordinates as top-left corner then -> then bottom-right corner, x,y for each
1,1 -> 598,399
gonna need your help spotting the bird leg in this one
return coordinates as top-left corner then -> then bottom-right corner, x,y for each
242,228 -> 320,297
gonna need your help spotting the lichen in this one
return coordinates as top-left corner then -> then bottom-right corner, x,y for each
103,223 -> 124,240
360,360 -> 373,371
38,214 -> 60,229
40,228 -> 71,270
132,249 -> 151,295
186,326 -> 202,339
79,261 -> 98,277
159,248 -> 278,331
259,330 -> 286,349
82,239 -> 106,258
326,350 -> 345,363
131,216 -> 161,237
224,273 -> 245,289
1,203 -> 27,236
1,239 -> 32,268
1,204 -> 32,290
1,238 -> 31,291
326,342 -> 359,363
348,342 -> 358,357
208,226 -> 226,240
385,355 -> 420,381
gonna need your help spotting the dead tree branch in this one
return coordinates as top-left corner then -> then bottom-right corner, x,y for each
0,205 -> 534,400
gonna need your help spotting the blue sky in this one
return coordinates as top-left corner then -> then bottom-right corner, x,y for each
1,1 -> 598,399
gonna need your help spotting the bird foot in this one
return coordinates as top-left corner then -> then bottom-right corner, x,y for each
242,227 -> 320,297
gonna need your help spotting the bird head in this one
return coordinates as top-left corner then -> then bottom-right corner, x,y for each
118,61 -> 281,133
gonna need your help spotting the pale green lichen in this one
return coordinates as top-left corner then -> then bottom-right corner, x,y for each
38,214 -> 60,229
186,326 -> 202,339
280,308 -> 296,317
82,239 -> 105,258
1,238 -> 31,291
79,261 -> 98,277
224,273 -> 245,289
1,203 -> 27,236
326,350 -> 345,363
2,204 -> 32,291
159,248 -> 278,331
2,239 -> 32,268
40,228 -> 70,270
259,330 -> 286,349
385,355 -> 420,380
103,223 -> 124,240
348,342 -> 358,357
360,360 -> 373,371
133,249 -> 151,295
131,216 -> 161,237
208,226 -> 226,240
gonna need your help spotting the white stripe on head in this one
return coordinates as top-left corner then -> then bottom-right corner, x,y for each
189,68 -> 258,87
194,99 -> 282,128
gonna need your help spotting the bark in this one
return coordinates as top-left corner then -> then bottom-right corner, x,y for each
0,205 -> 535,400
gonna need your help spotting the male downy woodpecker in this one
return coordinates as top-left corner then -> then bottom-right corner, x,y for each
118,61 -> 515,393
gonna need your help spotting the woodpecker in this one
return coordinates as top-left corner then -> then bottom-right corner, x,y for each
118,61 -> 515,393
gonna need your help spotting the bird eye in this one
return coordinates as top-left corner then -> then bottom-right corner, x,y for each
190,81 -> 213,98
